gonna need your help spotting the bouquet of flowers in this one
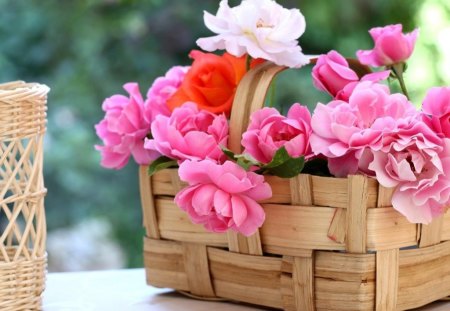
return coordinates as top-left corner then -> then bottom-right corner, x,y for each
95,0 -> 449,237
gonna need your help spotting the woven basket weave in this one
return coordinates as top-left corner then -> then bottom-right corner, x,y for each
140,62 -> 450,311
0,81 -> 49,310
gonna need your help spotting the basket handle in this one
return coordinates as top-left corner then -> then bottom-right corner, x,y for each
228,57 -> 371,153
228,61 -> 287,154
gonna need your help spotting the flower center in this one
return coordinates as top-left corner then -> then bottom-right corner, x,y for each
256,18 -> 274,29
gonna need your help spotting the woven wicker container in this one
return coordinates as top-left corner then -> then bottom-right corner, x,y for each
0,81 -> 49,310
139,63 -> 450,311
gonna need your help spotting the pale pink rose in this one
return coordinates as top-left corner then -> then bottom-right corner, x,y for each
312,50 -> 390,99
95,83 -> 160,169
242,104 -> 312,164
357,24 -> 419,67
368,122 -> 449,224
145,66 -> 189,123
310,81 -> 418,177
175,160 -> 272,236
144,103 -> 228,163
196,0 -> 308,68
422,86 -> 450,138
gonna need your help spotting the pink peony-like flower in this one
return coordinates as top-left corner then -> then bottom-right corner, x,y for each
144,103 -> 228,163
422,86 -> 450,138
175,160 -> 272,236
95,83 -> 160,169
145,66 -> 189,123
241,104 -> 312,164
196,0 -> 308,68
312,50 -> 390,99
357,24 -> 419,67
369,122 -> 449,224
310,81 -> 418,177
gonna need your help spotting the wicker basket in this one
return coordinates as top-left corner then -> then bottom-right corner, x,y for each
0,81 -> 49,310
139,63 -> 450,311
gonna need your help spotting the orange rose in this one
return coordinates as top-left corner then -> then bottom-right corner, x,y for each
167,50 -> 260,117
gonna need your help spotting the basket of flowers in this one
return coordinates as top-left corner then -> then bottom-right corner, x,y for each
95,1 -> 450,310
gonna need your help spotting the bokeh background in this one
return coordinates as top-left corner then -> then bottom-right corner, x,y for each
1,0 -> 449,271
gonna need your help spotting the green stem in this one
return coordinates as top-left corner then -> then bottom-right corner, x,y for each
391,63 -> 410,100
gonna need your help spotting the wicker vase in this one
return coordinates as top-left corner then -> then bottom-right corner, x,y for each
0,81 -> 49,310
140,62 -> 450,311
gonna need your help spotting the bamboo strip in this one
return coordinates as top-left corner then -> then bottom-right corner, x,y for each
376,185 -> 395,208
150,169 -> 379,207
280,273 -> 296,311
143,238 -> 189,291
375,249 -> 398,311
442,211 -> 450,241
419,215 -> 444,247
315,251 -> 376,311
346,175 -> 369,253
397,241 -> 450,310
261,204 -> 345,251
183,243 -> 216,297
208,247 -> 283,308
140,166 -> 160,239
227,231 -> 263,255
264,245 -> 313,258
292,256 -> 315,311
155,199 -> 227,246
366,207 -> 417,251
290,174 -> 313,205
327,208 -> 346,244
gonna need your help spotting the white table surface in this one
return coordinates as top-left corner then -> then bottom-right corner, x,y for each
43,269 -> 450,311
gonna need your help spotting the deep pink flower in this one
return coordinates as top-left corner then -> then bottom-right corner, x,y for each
175,160 -> 272,236
422,86 -> 450,138
312,51 -> 359,97
95,83 -> 160,169
310,81 -> 418,177
242,104 -> 312,164
357,24 -> 419,67
145,66 -> 189,124
369,122 -> 449,224
312,50 -> 390,100
144,103 -> 228,163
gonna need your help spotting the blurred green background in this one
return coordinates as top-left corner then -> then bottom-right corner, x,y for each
1,0 -> 449,270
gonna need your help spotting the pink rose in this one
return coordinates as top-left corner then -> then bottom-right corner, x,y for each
357,24 -> 419,67
312,51 -> 359,97
422,87 -> 450,138
369,122 -> 449,224
310,81 -> 417,177
242,104 -> 312,164
312,50 -> 390,100
144,103 -> 228,163
175,160 -> 272,236
145,66 -> 189,123
95,83 -> 160,169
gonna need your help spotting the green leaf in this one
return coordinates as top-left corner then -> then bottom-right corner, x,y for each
264,146 -> 290,168
147,156 -> 178,176
262,146 -> 305,178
